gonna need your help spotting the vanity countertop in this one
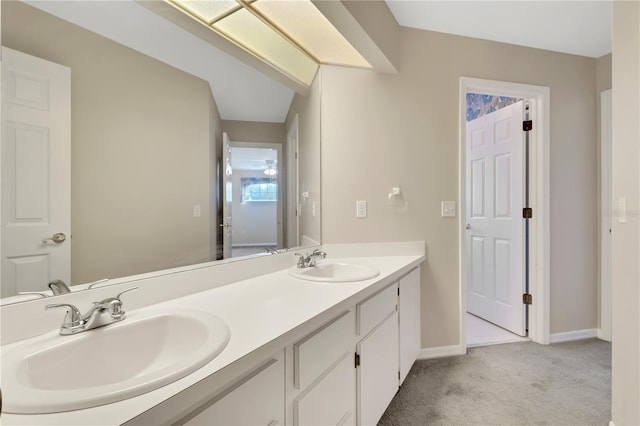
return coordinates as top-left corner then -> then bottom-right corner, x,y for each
0,253 -> 424,425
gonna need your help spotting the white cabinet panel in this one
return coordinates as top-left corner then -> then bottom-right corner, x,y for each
295,352 -> 355,426
184,354 -> 284,426
357,283 -> 397,337
357,311 -> 399,426
294,310 -> 353,390
399,267 -> 421,384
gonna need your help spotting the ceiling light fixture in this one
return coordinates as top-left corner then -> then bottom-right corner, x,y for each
166,0 -> 371,87
264,160 -> 277,176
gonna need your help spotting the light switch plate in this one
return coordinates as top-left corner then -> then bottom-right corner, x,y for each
193,205 -> 201,218
356,200 -> 367,218
441,201 -> 456,217
619,196 -> 627,223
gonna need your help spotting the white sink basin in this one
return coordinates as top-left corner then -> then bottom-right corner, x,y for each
1,309 -> 230,414
288,261 -> 380,282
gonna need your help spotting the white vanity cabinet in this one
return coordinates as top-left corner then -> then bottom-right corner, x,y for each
125,351 -> 286,426
289,310 -> 356,426
356,283 -> 399,426
184,352 -> 285,426
123,265 -> 421,426
356,266 -> 421,426
399,267 -> 421,384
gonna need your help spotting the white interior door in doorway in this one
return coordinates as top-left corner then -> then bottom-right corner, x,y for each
286,115 -> 300,248
599,89 -> 612,342
1,47 -> 71,297
466,100 -> 526,336
221,132 -> 233,259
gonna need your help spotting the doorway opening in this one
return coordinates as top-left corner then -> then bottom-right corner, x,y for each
459,77 -> 551,349
220,137 -> 283,259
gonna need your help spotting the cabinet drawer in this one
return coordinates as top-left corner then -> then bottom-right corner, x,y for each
357,283 -> 398,337
294,352 -> 355,426
184,354 -> 284,426
294,310 -> 354,390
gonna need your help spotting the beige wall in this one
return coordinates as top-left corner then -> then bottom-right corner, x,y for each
611,2 -> 640,424
285,72 -> 322,246
320,27 -> 598,347
222,120 -> 285,144
2,2 -> 221,284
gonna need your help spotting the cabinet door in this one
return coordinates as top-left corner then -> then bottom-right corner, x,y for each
399,267 -> 421,384
185,354 -> 284,426
357,311 -> 399,426
295,352 -> 355,426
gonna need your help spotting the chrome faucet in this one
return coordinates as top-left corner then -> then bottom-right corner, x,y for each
294,249 -> 327,268
45,287 -> 138,335
264,247 -> 279,255
48,279 -> 71,295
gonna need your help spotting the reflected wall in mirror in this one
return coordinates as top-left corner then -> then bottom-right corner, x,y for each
0,1 -> 321,303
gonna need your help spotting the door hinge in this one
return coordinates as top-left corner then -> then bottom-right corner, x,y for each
354,353 -> 360,368
523,293 -> 533,305
523,120 -> 533,131
523,207 -> 533,219
397,287 -> 400,296
398,371 -> 401,381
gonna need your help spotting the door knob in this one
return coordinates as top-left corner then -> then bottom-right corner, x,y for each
42,232 -> 66,244
465,224 -> 471,230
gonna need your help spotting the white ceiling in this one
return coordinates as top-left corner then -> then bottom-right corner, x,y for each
231,147 -> 278,171
385,1 -> 612,58
25,1 -> 612,125
26,0 -> 295,123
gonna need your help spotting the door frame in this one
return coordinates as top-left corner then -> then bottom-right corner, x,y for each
229,141 -> 283,250
599,89 -> 612,342
286,114 -> 300,248
459,77 -> 551,347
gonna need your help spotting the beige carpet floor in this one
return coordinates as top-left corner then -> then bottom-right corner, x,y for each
379,339 -> 611,426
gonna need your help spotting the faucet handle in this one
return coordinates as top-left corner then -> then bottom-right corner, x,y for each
294,253 -> 307,268
312,249 -> 327,258
106,287 -> 138,319
45,303 -> 83,327
48,279 -> 71,295
115,286 -> 138,301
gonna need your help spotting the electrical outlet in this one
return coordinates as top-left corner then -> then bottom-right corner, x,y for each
441,201 -> 456,217
356,200 -> 367,218
193,205 -> 201,217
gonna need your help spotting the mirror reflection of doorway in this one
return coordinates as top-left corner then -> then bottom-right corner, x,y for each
227,143 -> 283,258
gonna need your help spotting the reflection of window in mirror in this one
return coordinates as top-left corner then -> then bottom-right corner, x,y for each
241,178 -> 278,202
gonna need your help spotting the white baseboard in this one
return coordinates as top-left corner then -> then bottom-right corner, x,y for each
550,328 -> 598,343
417,344 -> 466,360
608,421 -> 614,426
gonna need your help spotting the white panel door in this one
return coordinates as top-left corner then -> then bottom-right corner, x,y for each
221,132 -> 232,258
466,101 -> 525,336
1,47 -> 71,297
286,115 -> 299,248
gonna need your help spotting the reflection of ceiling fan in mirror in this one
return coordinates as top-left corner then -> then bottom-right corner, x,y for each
263,160 -> 278,176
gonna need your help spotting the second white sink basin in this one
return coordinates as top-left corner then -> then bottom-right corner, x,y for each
1,309 -> 230,414
289,260 -> 380,282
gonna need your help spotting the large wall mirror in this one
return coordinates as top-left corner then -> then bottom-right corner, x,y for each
0,0 -> 321,304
